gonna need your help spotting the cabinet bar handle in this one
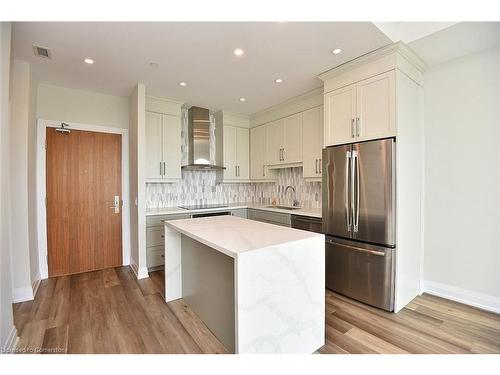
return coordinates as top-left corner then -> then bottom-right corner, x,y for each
356,117 -> 360,137
282,148 -> 285,161
163,162 -> 166,176
262,165 -> 265,177
351,119 -> 355,138
315,159 -> 318,174
160,162 -> 163,176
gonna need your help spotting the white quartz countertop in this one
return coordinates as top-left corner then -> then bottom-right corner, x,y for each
164,215 -> 323,259
146,203 -> 322,218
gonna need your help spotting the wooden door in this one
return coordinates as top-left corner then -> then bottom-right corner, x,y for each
302,106 -> 323,178
223,125 -> 237,180
162,114 -> 182,179
356,71 -> 396,141
324,84 -> 356,146
46,128 -> 122,277
283,113 -> 302,164
266,120 -> 283,165
236,127 -> 249,180
145,112 -> 163,179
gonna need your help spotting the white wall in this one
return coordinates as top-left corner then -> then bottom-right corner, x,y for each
37,84 -> 129,129
9,60 -> 35,302
423,46 -> 500,310
129,84 -> 147,278
0,22 -> 17,352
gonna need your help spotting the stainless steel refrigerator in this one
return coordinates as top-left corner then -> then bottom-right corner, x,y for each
322,138 -> 396,311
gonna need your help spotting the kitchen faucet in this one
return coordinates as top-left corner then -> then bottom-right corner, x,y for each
285,185 -> 300,207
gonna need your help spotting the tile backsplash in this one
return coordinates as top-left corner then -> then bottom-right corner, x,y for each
146,167 -> 321,209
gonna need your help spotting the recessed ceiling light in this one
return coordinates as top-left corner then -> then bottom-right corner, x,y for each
239,98 -> 246,102
234,48 -> 244,57
274,78 -> 283,83
149,62 -> 159,68
332,48 -> 343,55
179,82 -> 187,87
83,58 -> 94,64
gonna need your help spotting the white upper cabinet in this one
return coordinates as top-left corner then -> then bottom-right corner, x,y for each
283,113 -> 302,164
266,119 -> 283,165
236,127 -> 249,180
250,125 -> 276,181
302,106 -> 323,179
145,97 -> 183,182
223,125 -> 237,180
162,114 -> 182,179
145,112 -> 163,180
145,111 -> 182,181
324,84 -> 356,146
356,71 -> 395,141
215,111 -> 250,182
266,114 -> 302,166
322,70 -> 396,146
221,125 -> 249,181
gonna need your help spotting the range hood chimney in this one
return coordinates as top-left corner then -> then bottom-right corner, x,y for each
182,106 -> 225,171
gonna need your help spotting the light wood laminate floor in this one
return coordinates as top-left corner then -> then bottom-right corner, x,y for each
13,267 -> 500,354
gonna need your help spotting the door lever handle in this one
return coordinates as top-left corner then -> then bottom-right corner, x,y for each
109,195 -> 120,214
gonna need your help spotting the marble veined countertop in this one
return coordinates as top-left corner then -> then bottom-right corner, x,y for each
164,215 -> 322,259
146,202 -> 322,218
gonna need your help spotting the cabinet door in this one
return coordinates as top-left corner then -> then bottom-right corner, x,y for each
324,84 -> 356,146
302,106 -> 323,178
283,113 -> 302,164
236,127 -> 249,180
145,112 -> 163,179
223,125 -> 237,180
251,125 -> 268,180
266,120 -> 284,165
162,114 -> 181,179
356,71 -> 395,141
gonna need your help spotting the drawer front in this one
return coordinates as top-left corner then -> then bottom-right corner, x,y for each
230,208 -> 247,218
146,227 -> 164,247
147,246 -> 165,268
146,214 -> 189,227
248,209 -> 291,227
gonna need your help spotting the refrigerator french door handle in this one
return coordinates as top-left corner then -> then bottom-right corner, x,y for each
351,150 -> 358,233
345,151 -> 351,232
353,150 -> 360,232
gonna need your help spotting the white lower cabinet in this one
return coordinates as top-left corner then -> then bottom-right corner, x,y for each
302,106 -> 323,179
146,214 -> 189,269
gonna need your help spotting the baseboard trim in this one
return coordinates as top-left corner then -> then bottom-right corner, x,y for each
423,280 -> 500,314
130,260 -> 149,280
12,285 -> 34,303
2,325 -> 18,354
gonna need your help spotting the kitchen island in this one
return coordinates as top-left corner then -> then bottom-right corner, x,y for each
164,215 -> 325,353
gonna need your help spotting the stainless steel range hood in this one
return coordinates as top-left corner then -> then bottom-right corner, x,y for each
182,106 -> 225,171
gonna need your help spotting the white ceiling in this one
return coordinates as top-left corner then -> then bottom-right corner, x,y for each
12,22 -> 392,114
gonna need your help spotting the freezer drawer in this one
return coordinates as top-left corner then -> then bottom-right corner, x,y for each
325,236 -> 395,311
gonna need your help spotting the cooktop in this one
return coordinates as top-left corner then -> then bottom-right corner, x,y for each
178,204 -> 229,210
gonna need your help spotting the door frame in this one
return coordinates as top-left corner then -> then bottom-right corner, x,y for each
36,119 -> 131,279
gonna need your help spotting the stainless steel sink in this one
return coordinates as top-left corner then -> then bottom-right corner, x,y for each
265,205 -> 301,210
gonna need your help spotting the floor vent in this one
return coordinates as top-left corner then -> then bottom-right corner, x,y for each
32,45 -> 51,59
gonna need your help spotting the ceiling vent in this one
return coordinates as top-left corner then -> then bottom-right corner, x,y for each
32,45 -> 51,59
